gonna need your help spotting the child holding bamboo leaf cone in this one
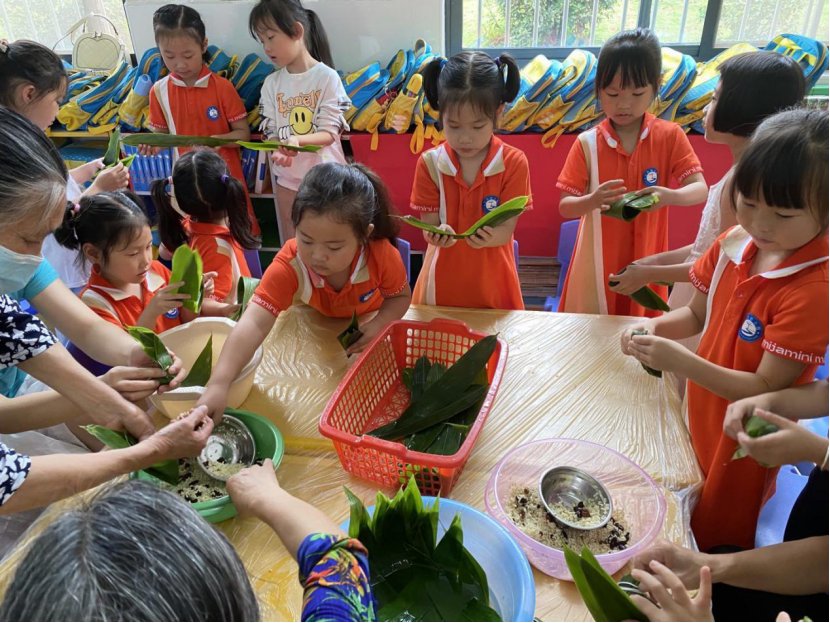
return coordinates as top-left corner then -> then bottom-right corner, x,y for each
621,109 -> 829,552
198,163 -> 410,421
557,28 -> 707,317
408,51 -> 532,310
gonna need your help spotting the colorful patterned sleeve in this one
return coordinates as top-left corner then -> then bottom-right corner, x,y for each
297,533 -> 376,622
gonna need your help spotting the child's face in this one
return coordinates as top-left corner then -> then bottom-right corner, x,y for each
257,22 -> 303,68
599,72 -> 655,130
93,226 -> 154,287
19,85 -> 65,131
703,83 -> 729,144
295,213 -> 362,279
158,34 -> 206,82
442,103 -> 495,162
736,194 -> 823,254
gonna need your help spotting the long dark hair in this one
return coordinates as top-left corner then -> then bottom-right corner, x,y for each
151,149 -> 260,252
292,162 -> 398,244
0,40 -> 66,107
422,51 -> 520,121
595,27 -> 662,98
54,191 -> 153,266
153,4 -> 210,63
732,108 -> 828,231
248,0 -> 335,69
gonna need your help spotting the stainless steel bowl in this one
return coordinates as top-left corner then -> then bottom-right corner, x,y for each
538,466 -> 613,530
197,414 -> 256,481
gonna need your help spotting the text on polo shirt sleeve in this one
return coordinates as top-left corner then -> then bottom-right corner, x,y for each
689,233 -> 726,294
762,279 -> 829,366
251,247 -> 300,316
556,138 -> 588,197
669,124 -> 704,183
217,76 -> 248,124
376,240 -> 409,297
147,86 -> 169,131
410,153 -> 440,213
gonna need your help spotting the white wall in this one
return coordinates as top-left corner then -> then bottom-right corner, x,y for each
124,0 -> 444,72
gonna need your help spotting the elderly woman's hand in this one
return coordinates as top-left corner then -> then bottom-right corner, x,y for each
142,406 -> 213,461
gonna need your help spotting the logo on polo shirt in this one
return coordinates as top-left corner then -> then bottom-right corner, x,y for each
738,314 -> 763,342
359,288 -> 377,303
643,168 -> 658,186
482,195 -> 499,213
206,105 -> 220,121
165,308 -> 180,319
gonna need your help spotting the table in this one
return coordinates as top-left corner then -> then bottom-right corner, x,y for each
0,306 -> 703,621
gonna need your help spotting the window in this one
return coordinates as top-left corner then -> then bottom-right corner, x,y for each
450,0 -> 829,61
0,0 -> 134,55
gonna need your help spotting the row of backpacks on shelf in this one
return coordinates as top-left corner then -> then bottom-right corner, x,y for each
52,33 -> 826,155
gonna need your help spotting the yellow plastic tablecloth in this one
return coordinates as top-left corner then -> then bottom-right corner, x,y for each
0,305 -> 703,621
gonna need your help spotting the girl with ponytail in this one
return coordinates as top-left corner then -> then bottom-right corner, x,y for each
152,149 -> 261,303
410,51 -> 532,310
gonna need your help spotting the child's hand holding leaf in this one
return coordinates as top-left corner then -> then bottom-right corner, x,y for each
735,409 -> 828,467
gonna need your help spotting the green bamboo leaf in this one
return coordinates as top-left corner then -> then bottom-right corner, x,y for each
608,268 -> 671,313
460,195 -> 529,236
394,214 -> 456,237
122,133 -> 236,148
119,153 -> 136,169
630,329 -> 662,378
579,547 -> 648,621
401,367 -> 414,391
232,276 -> 260,321
336,311 -> 363,350
102,129 -> 121,166
235,140 -> 322,153
126,326 -> 174,383
181,335 -> 212,387
564,546 -> 610,621
170,245 -> 204,314
604,191 -> 660,221
411,355 -> 431,402
732,413 -> 780,460
83,424 -> 131,449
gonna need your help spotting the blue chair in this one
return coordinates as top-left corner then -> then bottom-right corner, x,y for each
814,347 -> 829,381
513,239 -> 519,268
244,248 -> 263,278
396,237 -> 411,283
67,342 -> 111,377
544,219 -> 579,312
755,465 -> 808,548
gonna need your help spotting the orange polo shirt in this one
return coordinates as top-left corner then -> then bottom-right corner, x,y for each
688,226 -> 828,551
186,220 -> 251,303
148,65 -> 260,235
252,238 -> 408,318
80,261 -> 183,334
410,136 -> 532,310
556,113 -> 703,316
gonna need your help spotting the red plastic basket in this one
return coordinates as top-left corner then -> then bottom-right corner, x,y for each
319,318 -> 507,495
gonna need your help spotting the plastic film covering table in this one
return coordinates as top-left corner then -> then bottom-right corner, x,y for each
0,305 -> 703,621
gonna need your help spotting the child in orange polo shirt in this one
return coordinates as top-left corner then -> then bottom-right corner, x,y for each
138,4 -> 260,235
557,28 -> 708,316
198,162 -> 411,420
152,149 -> 260,303
55,191 -> 229,334
621,109 -> 829,551
410,51 -> 531,310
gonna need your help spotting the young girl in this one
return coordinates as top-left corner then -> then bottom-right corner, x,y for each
152,149 -> 260,303
143,4 -> 260,235
410,51 -> 530,310
54,191 -> 226,334
610,52 -> 806,314
250,0 -> 351,240
0,39 -> 130,291
198,162 -> 411,420
621,109 -> 828,551
557,28 -> 708,316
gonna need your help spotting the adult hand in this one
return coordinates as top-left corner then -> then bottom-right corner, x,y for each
142,406 -> 213,461
588,178 -> 626,211
465,225 -> 496,249
609,264 -> 653,296
630,561 -> 713,622
424,223 -> 457,248
125,345 -> 187,392
90,162 -> 130,193
101,366 -> 169,402
632,539 -> 706,590
227,459 -> 280,519
736,409 -> 829,467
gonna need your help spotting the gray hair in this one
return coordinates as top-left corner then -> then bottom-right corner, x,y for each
0,106 -> 67,228
0,480 -> 260,621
